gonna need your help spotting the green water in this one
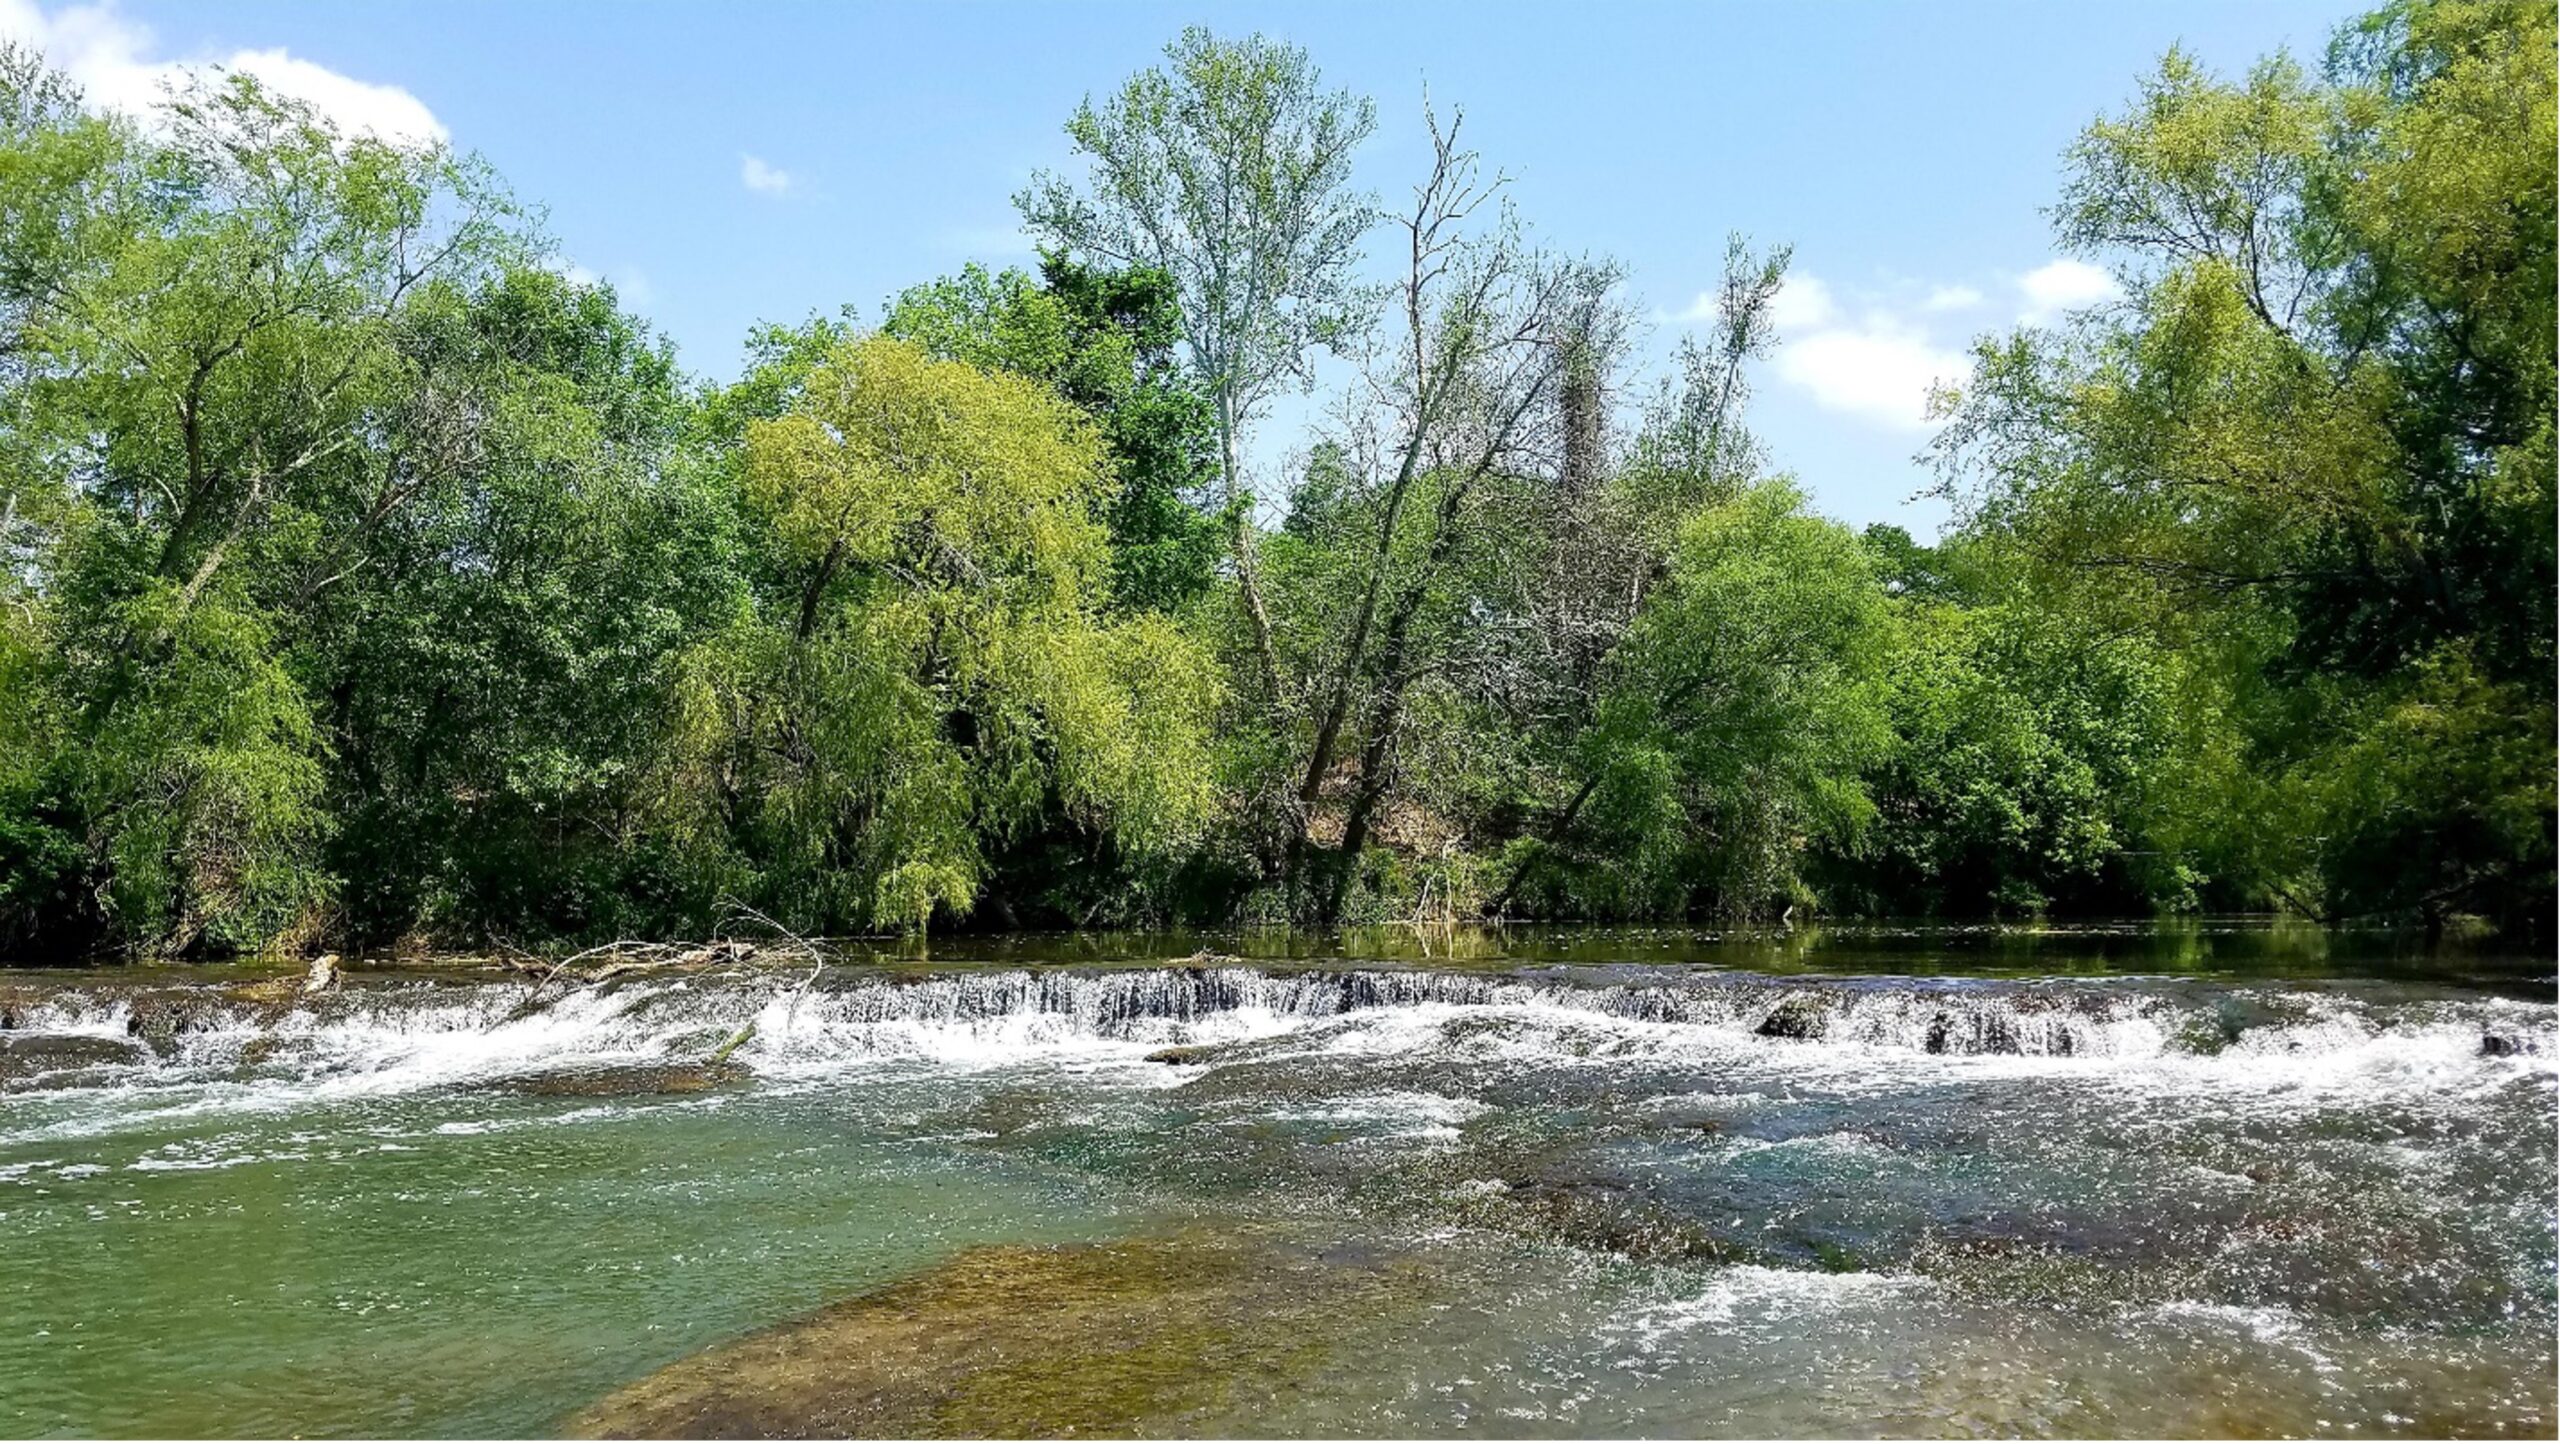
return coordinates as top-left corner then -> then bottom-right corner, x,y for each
2,923 -> 2552,1437
2,1087 -> 1155,1436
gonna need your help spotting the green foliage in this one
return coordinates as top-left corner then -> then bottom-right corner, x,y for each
1504,483 -> 1894,919
0,7 -> 2544,956
645,337 -> 1221,933
0,52 -> 516,954
882,255 -> 1221,610
2277,648 -> 2552,921
311,262 -> 727,945
1828,535 -> 2193,917
1932,0 -> 2555,934
74,585 -> 331,953
1016,26 -> 1377,442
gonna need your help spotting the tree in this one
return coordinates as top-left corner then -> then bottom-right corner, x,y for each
1017,27 -> 1377,702
1824,532 -> 2193,918
1495,482 -> 1894,919
882,254 -> 1222,612
1249,108 -> 1622,919
645,337 -> 1221,933
1930,0 -> 2555,933
1471,236 -> 1792,917
311,262 -> 728,945
0,53 -> 516,954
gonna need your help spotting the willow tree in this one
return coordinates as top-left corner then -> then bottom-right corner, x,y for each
649,337 -> 1221,933
1016,27 -> 1377,703
881,255 -> 1223,614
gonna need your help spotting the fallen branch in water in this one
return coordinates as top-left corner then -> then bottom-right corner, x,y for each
705,1019 -> 757,1066
700,901 -> 829,1064
493,937 -> 765,1025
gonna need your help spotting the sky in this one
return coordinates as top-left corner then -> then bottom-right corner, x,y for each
2,0 -> 2369,536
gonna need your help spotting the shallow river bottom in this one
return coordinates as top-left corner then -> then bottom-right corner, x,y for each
1,935 -> 2551,1437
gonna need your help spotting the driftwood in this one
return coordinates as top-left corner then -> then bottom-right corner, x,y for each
495,938 -> 762,1025
700,903 -> 827,1065
491,904 -> 828,1057
302,953 -> 342,994
225,952 -> 346,1007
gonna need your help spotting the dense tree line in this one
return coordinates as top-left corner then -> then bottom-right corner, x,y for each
0,0 -> 2547,958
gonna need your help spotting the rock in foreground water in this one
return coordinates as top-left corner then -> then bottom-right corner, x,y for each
492,1063 -> 749,1098
0,1032 -> 145,1086
563,1228 -> 1428,1439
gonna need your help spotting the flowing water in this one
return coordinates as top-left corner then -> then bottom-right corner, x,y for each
1,924 -> 2551,1438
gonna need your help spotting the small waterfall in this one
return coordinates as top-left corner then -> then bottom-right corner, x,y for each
2,966 -> 2548,1103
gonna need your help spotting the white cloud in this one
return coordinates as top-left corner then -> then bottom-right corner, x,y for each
223,47 -> 442,144
1674,258 -> 2117,432
1680,266 -> 1963,431
740,154 -> 793,196
1774,321 -> 1968,432
1768,273 -> 1839,332
2016,258 -> 2121,323
0,0 -> 446,144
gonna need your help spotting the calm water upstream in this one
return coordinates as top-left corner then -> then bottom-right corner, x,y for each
1,923 -> 2551,1438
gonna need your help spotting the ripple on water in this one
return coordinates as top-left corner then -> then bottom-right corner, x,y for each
0,960 -> 2549,1438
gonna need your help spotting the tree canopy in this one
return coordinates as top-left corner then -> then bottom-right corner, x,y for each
0,0 -> 2547,958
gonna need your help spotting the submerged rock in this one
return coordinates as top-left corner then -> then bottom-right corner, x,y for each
1754,994 -> 1831,1041
0,1032 -> 146,1086
562,1228 -> 1430,1439
494,1063 -> 748,1098
1143,1044 -> 1220,1066
1415,1136 -> 1742,1265
948,1087 -> 1052,1139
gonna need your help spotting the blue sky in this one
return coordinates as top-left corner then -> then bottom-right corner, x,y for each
4,0 -> 2366,534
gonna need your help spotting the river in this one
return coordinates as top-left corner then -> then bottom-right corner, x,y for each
1,923 -> 2551,1437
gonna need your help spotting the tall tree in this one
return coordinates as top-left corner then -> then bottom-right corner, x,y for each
1280,112 -> 1617,911
1017,27 -> 1377,703
1475,236 -> 1791,917
0,53 -> 516,954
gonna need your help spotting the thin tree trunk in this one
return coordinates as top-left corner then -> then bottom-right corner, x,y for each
1219,405 -> 1287,710
1324,668 -> 1407,922
1289,424 -> 1437,875
794,538 -> 848,644
1318,475 -> 1480,921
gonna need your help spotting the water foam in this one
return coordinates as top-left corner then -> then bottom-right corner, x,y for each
3,967 -> 2547,1139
